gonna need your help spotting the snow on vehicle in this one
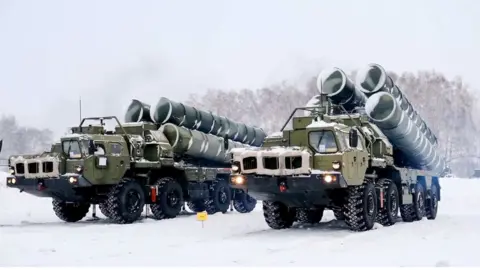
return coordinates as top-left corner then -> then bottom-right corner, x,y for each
230,64 -> 445,231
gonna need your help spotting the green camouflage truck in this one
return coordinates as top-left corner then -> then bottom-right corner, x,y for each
229,64 -> 444,231
5,97 -> 264,224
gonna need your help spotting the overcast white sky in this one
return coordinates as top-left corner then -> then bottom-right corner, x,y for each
0,0 -> 478,138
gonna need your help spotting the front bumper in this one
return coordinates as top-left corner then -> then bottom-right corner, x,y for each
5,174 -> 93,201
230,172 -> 347,207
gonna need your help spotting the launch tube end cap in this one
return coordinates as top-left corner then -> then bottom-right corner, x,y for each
316,67 -> 347,97
355,63 -> 388,94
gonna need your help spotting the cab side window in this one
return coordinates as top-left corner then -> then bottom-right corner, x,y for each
94,143 -> 106,156
111,143 -> 123,155
343,130 -> 365,150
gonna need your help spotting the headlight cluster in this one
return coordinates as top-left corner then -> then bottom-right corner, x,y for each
6,177 -> 16,184
75,165 -> 83,173
69,176 -> 78,184
323,174 -> 337,183
231,162 -> 241,173
231,175 -> 245,185
332,161 -> 341,170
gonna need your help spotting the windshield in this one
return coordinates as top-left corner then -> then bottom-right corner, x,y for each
309,130 -> 338,153
62,140 -> 84,159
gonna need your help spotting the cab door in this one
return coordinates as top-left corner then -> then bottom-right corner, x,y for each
92,141 -> 107,182
106,141 -> 130,181
354,129 -> 369,181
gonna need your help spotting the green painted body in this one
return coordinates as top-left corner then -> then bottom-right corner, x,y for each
6,116 -> 234,200
230,97 -> 441,208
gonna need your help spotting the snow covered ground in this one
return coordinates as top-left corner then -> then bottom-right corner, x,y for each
1,172 -> 479,267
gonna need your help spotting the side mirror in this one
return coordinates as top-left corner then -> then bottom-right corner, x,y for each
349,129 -> 358,148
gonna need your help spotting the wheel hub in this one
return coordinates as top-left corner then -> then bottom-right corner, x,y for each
367,192 -> 375,217
432,193 -> 438,210
389,190 -> 398,213
126,190 -> 141,213
167,191 -> 179,207
219,187 -> 228,203
417,192 -> 424,209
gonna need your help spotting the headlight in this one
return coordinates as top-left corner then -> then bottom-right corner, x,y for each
332,161 -> 341,170
323,174 -> 337,183
231,175 -> 245,185
69,177 -> 78,184
232,165 -> 239,172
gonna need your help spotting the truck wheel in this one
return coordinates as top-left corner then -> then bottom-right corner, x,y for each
263,201 -> 295,229
376,179 -> 399,226
99,201 -> 113,219
107,179 -> 146,224
52,199 -> 90,222
426,184 -> 439,220
150,177 -> 184,220
296,207 -> 324,224
187,200 -> 206,212
205,180 -> 231,214
232,189 -> 257,213
400,204 -> 415,222
413,183 -> 426,221
343,182 -> 377,231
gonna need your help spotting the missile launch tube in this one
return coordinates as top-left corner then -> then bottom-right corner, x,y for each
124,99 -> 153,123
355,63 -> 438,146
316,67 -> 367,112
160,123 -> 249,164
124,97 -> 266,147
365,92 -> 444,174
151,97 -> 266,146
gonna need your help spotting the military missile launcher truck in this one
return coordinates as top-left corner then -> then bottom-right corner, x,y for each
230,63 -> 444,232
5,97 -> 265,224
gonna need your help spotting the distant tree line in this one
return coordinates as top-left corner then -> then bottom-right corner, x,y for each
0,115 -> 53,160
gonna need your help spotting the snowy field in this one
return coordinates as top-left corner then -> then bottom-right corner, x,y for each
0,172 -> 479,267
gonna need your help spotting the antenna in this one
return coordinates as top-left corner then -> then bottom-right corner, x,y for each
79,97 -> 82,122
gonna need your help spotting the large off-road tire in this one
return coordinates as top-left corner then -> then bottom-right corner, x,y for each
107,179 -> 146,224
150,177 -> 184,220
232,189 -> 257,213
400,204 -> 416,222
412,183 -> 426,221
296,207 -> 324,224
426,184 -> 439,220
52,199 -> 90,223
99,201 -> 114,219
343,182 -> 378,231
376,179 -> 400,226
205,180 -> 231,214
262,201 -> 295,229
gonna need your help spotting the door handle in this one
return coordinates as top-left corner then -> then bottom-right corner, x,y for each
353,157 -> 357,162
